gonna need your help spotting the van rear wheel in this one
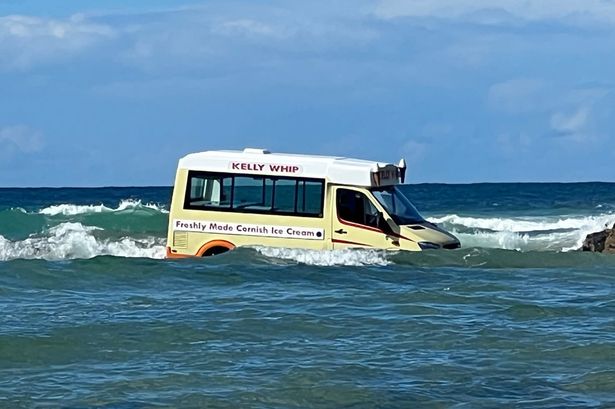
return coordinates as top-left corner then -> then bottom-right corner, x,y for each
203,246 -> 231,257
197,240 -> 236,257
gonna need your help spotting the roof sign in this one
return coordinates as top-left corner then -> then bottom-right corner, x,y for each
371,165 -> 400,186
230,162 -> 302,174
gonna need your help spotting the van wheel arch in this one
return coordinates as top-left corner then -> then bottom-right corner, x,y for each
197,240 -> 236,257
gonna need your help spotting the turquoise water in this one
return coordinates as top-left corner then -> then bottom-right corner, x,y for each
1,184 -> 615,408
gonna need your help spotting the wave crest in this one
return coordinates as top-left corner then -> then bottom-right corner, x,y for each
0,222 -> 165,261
430,214 -> 614,233
429,213 -> 615,251
38,199 -> 168,216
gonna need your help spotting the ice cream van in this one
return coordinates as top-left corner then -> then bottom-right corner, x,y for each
166,148 -> 460,258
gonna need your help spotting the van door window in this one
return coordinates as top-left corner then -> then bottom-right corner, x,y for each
336,189 -> 380,228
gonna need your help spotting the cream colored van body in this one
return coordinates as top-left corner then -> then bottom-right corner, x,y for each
166,148 -> 459,257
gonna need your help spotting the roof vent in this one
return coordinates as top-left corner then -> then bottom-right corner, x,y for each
243,148 -> 271,154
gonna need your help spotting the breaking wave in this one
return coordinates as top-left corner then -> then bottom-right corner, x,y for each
0,200 -> 169,241
0,222 -> 166,261
429,213 -> 615,252
39,199 -> 168,216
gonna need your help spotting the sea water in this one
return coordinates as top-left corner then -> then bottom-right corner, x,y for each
1,184 -> 614,408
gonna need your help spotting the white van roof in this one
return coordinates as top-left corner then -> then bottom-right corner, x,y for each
178,148 -> 406,187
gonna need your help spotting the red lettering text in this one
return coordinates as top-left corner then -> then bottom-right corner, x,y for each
231,162 -> 266,171
269,164 -> 300,173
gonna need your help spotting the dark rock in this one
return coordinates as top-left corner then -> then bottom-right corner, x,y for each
581,223 -> 615,253
605,228 -> 615,254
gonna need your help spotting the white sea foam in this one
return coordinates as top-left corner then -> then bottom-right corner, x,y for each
256,247 -> 391,266
429,213 -> 615,251
0,222 -> 166,261
39,199 -> 168,216
429,214 -> 615,233
452,230 -> 573,252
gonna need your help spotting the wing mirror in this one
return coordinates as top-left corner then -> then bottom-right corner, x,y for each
376,212 -> 395,235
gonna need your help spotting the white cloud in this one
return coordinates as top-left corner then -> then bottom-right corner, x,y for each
115,4 -> 380,71
0,14 -> 115,69
487,79 -> 610,145
0,125 -> 44,153
550,106 -> 590,138
488,79 -> 611,118
487,78 -> 549,114
373,0 -> 615,24
211,19 -> 286,39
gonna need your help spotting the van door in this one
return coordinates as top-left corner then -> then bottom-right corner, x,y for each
331,187 -> 395,250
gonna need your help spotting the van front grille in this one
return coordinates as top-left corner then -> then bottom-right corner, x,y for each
173,231 -> 188,248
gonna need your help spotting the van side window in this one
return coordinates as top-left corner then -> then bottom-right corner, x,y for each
298,180 -> 323,215
233,176 -> 273,211
337,189 -> 379,228
273,179 -> 296,213
188,174 -> 232,208
185,171 -> 324,217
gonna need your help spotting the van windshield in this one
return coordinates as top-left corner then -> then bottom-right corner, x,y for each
371,185 -> 425,225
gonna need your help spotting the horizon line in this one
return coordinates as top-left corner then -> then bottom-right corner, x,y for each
1,180 -> 614,189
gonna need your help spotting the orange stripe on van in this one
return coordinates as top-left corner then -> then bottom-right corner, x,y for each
337,216 -> 413,241
332,238 -> 372,247
166,247 -> 192,259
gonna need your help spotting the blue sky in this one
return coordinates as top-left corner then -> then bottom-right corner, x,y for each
1,0 -> 615,186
